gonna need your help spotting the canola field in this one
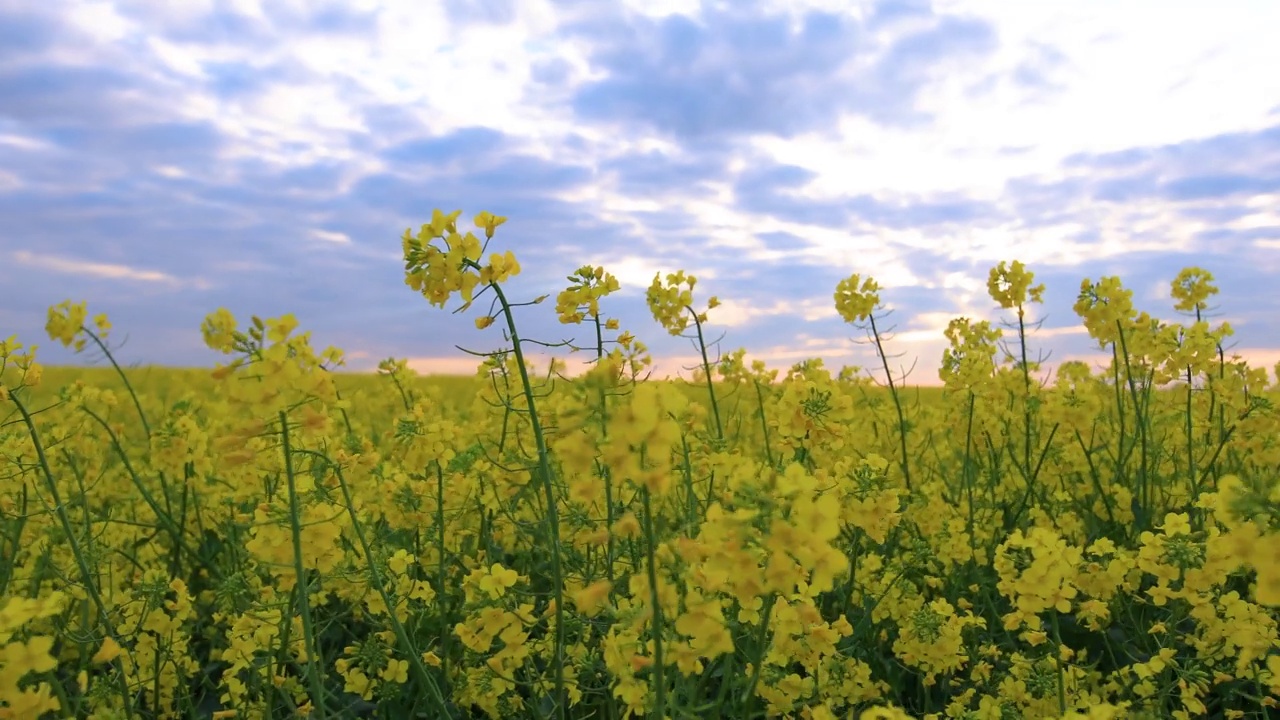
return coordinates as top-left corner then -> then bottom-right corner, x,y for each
2,209 -> 1279,719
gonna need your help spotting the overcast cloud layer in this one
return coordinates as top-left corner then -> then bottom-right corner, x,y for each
2,0 -> 1279,382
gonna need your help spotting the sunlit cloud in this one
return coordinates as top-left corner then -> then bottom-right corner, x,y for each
310,229 -> 352,244
11,250 -> 190,287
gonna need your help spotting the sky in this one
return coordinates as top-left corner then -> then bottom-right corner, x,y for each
2,0 -> 1279,384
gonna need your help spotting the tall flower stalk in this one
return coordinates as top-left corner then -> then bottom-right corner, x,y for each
834,273 -> 913,490
402,210 -> 568,720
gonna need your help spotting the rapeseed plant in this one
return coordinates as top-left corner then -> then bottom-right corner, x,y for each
3,209 -> 1280,718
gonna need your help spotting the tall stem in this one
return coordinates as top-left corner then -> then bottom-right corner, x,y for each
687,308 -> 724,441
869,315 -> 912,490
640,486 -> 666,718
1016,308 -> 1034,478
83,327 -> 151,440
490,281 -> 567,720
278,412 -> 328,719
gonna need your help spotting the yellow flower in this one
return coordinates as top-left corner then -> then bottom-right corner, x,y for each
1170,266 -> 1218,313
1251,534 -> 1280,605
473,210 -> 508,239
834,274 -> 881,323
987,260 -> 1045,309
646,271 -> 698,335
45,300 -> 88,350
201,308 -> 240,353
426,208 -> 462,237
1073,276 -> 1135,346
612,512 -> 642,539
380,658 -> 409,684
478,564 -> 519,599
259,314 -> 298,343
475,315 -> 495,330
1161,512 -> 1191,536
481,250 -> 521,285
570,580 -> 614,617
91,636 -> 123,664
861,707 -> 916,719
2,635 -> 58,674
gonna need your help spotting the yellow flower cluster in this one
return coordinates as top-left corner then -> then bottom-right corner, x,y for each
646,270 -> 719,336
45,299 -> 90,350
0,593 -> 66,718
1073,275 -> 1135,347
556,265 -> 621,325
995,527 -> 1083,629
402,209 -> 516,309
940,318 -> 1002,392
987,260 -> 1045,310
834,273 -> 881,323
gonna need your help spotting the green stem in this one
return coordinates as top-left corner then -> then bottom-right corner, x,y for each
640,486 -> 666,719
688,307 -> 724,442
1016,307 -> 1034,481
1050,611 -> 1067,715
435,461 -> 451,682
593,316 -> 618,588
868,314 -> 912,490
753,379 -> 775,469
1184,366 -> 1199,529
963,392 -> 977,545
278,411 -> 328,719
82,326 -> 151,440
490,280 -> 568,720
1114,321 -> 1150,530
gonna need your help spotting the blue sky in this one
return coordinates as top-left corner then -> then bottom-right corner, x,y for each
2,0 -> 1279,382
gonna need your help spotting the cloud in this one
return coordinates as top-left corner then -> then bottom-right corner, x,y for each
11,250 -> 186,286
1,0 -> 1278,381
382,127 -> 510,166
0,65 -> 146,126
866,0 -> 934,29
1161,174 -> 1280,202
0,4 -> 61,57
442,0 -> 517,26
599,146 -> 730,196
310,229 -> 352,244
1009,42 -> 1070,95
863,14 -> 998,120
732,161 -> 852,227
568,4 -> 998,140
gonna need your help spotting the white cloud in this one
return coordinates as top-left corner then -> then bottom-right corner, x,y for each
708,296 -> 839,328
759,0 -> 1280,201
0,134 -> 55,152
63,0 -> 134,43
310,229 -> 352,244
146,36 -> 208,78
11,250 -> 202,288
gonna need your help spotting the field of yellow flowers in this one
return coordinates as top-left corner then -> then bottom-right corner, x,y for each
2,209 -> 1280,719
